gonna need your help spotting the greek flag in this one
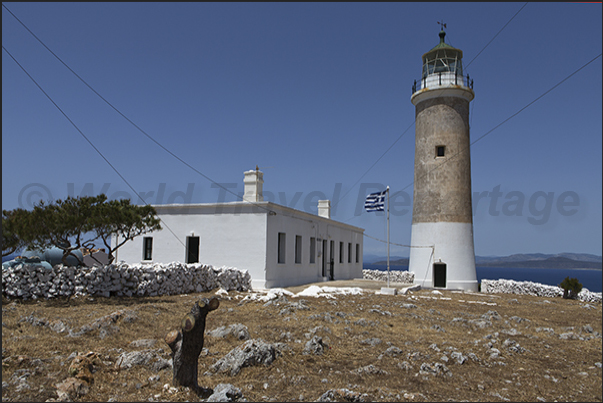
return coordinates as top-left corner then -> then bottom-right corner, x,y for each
364,190 -> 386,212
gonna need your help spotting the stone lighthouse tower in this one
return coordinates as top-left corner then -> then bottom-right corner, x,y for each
408,27 -> 478,291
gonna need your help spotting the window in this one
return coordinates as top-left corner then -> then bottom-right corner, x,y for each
310,237 -> 316,264
356,244 -> 360,263
339,242 -> 344,263
436,145 -> 446,157
278,233 -> 286,264
295,235 -> 302,264
348,243 -> 352,263
143,237 -> 153,261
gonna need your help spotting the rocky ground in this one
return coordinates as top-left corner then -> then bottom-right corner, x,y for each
2,284 -> 602,402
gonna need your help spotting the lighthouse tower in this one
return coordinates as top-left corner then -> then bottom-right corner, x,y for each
408,27 -> 478,291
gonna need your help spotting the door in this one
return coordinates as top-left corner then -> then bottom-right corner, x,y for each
186,236 -> 200,264
322,240 -> 327,277
433,263 -> 446,288
329,240 -> 335,280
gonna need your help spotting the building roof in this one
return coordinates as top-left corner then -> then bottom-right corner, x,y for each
422,29 -> 463,60
151,201 -> 365,233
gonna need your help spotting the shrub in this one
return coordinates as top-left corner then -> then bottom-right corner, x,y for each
559,277 -> 582,300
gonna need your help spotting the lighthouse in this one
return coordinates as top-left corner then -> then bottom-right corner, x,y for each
408,27 -> 478,291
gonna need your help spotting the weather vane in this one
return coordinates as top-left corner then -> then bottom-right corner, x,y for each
438,20 -> 446,30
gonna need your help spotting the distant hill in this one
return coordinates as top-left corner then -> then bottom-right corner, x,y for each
475,253 -> 602,264
478,256 -> 601,269
368,253 -> 602,270
372,258 -> 409,266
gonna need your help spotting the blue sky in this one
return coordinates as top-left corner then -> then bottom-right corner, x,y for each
2,2 -> 602,258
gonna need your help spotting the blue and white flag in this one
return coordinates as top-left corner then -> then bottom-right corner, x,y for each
364,190 -> 386,212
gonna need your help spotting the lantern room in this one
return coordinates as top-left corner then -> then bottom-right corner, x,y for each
412,28 -> 473,94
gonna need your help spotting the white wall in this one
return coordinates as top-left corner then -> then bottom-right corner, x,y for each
265,204 -> 364,288
114,203 -> 267,288
114,201 -> 364,290
408,221 -> 477,291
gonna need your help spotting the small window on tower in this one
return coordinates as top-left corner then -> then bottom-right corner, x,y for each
436,145 -> 446,157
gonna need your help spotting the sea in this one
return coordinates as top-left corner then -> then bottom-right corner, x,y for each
363,264 -> 602,293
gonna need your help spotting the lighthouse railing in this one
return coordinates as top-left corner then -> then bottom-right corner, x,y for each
412,72 -> 473,94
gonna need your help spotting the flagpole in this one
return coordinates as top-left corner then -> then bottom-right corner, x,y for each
386,186 -> 390,288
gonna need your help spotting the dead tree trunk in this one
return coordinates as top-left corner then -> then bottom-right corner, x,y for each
165,297 -> 219,396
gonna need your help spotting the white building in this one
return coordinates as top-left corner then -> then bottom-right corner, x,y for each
114,169 -> 364,289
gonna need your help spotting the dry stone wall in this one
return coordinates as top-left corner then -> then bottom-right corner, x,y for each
362,269 -> 415,284
2,262 -> 251,300
481,278 -> 602,303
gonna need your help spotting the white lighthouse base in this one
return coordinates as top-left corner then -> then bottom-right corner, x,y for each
408,222 -> 478,292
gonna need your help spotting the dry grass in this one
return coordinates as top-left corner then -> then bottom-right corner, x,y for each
2,285 -> 602,402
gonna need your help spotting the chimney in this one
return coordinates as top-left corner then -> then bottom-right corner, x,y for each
243,168 -> 264,202
318,200 -> 330,219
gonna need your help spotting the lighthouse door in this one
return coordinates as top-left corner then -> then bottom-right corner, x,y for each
433,263 -> 447,288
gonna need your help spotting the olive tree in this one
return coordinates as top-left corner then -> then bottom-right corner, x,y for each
92,198 -> 161,264
2,194 -> 161,266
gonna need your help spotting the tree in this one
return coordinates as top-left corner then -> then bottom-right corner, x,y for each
165,297 -> 219,396
25,195 -> 108,265
2,194 -> 161,266
559,277 -> 583,300
2,208 -> 29,257
92,198 -> 161,264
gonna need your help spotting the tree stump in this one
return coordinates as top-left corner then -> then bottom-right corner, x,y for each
165,296 -> 219,396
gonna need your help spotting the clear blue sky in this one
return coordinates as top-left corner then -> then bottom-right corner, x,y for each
3,2 -> 602,258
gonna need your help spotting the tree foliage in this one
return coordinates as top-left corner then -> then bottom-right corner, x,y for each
559,276 -> 583,300
92,198 -> 162,264
2,194 -> 161,265
2,209 -> 29,257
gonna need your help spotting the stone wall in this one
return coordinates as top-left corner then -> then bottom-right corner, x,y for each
481,279 -> 602,303
362,269 -> 415,284
2,262 -> 251,300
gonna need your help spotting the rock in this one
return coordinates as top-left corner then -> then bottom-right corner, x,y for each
509,316 -> 530,324
49,320 -> 69,334
207,324 -> 250,341
400,284 -> 421,295
68,354 -> 95,383
116,349 -> 167,370
353,364 -> 388,375
148,375 -> 161,383
55,377 -> 89,401
397,361 -> 413,371
419,362 -> 451,377
359,338 -> 382,347
207,339 -> 282,376
303,336 -> 328,355
69,310 -> 127,338
536,327 -> 555,335
206,383 -> 244,402
9,369 -> 32,392
450,351 -> 467,365
317,388 -> 368,402
19,313 -> 48,327
129,339 -> 157,349
151,357 -> 172,372
383,346 -> 403,357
